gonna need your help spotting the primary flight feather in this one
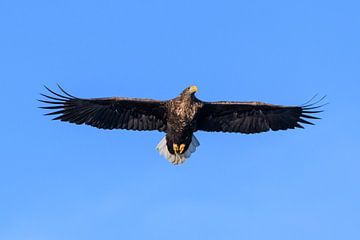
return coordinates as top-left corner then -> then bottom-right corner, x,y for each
40,85 -> 324,165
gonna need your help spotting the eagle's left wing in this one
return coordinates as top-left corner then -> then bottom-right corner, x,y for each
39,86 -> 167,131
196,98 -> 324,134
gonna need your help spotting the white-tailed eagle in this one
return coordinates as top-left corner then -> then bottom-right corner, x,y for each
40,85 -> 325,165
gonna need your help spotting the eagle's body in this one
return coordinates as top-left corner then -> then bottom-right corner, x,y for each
40,85 -> 324,165
165,89 -> 203,155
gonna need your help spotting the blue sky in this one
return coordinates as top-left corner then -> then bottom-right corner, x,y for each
0,0 -> 359,239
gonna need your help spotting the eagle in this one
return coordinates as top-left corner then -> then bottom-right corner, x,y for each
39,85 -> 324,165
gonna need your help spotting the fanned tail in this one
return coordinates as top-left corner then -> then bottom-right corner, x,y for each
156,135 -> 200,165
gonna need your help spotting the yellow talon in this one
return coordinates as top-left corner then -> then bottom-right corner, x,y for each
173,143 -> 185,154
173,144 -> 179,153
179,144 -> 185,154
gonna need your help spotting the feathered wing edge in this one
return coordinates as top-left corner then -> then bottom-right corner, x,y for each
196,95 -> 327,133
156,135 -> 200,165
296,94 -> 328,127
38,85 -> 167,131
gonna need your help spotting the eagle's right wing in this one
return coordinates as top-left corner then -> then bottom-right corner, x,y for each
196,98 -> 325,134
39,86 -> 167,131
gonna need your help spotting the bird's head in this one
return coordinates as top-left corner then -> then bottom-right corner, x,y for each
181,85 -> 198,97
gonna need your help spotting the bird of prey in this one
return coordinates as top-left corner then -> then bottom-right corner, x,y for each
39,85 -> 324,165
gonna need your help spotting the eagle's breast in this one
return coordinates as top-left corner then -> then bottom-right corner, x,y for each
167,97 -> 202,131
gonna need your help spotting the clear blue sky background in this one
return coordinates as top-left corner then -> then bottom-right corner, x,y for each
0,0 -> 359,239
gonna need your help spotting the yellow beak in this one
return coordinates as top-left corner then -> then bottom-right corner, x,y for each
190,86 -> 198,93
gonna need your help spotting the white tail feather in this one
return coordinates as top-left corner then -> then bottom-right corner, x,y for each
156,135 -> 200,165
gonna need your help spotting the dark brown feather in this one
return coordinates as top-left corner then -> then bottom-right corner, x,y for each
40,86 -> 167,131
196,99 -> 324,134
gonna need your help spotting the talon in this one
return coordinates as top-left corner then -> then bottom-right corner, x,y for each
173,144 -> 179,154
179,144 -> 185,154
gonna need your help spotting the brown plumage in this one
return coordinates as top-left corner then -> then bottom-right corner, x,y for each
39,85 -> 325,164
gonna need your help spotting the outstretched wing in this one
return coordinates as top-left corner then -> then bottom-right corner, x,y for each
39,86 -> 167,131
196,97 -> 325,134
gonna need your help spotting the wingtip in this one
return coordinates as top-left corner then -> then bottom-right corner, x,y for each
301,93 -> 319,106
302,95 -> 328,108
43,85 -> 52,92
57,84 -> 77,99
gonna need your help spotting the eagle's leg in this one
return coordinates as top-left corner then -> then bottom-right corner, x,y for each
173,144 -> 180,164
156,135 -> 199,165
173,144 -> 179,153
172,143 -> 186,154
179,144 -> 185,154
172,143 -> 186,164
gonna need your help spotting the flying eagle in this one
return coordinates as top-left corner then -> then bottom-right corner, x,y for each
39,85 -> 324,165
